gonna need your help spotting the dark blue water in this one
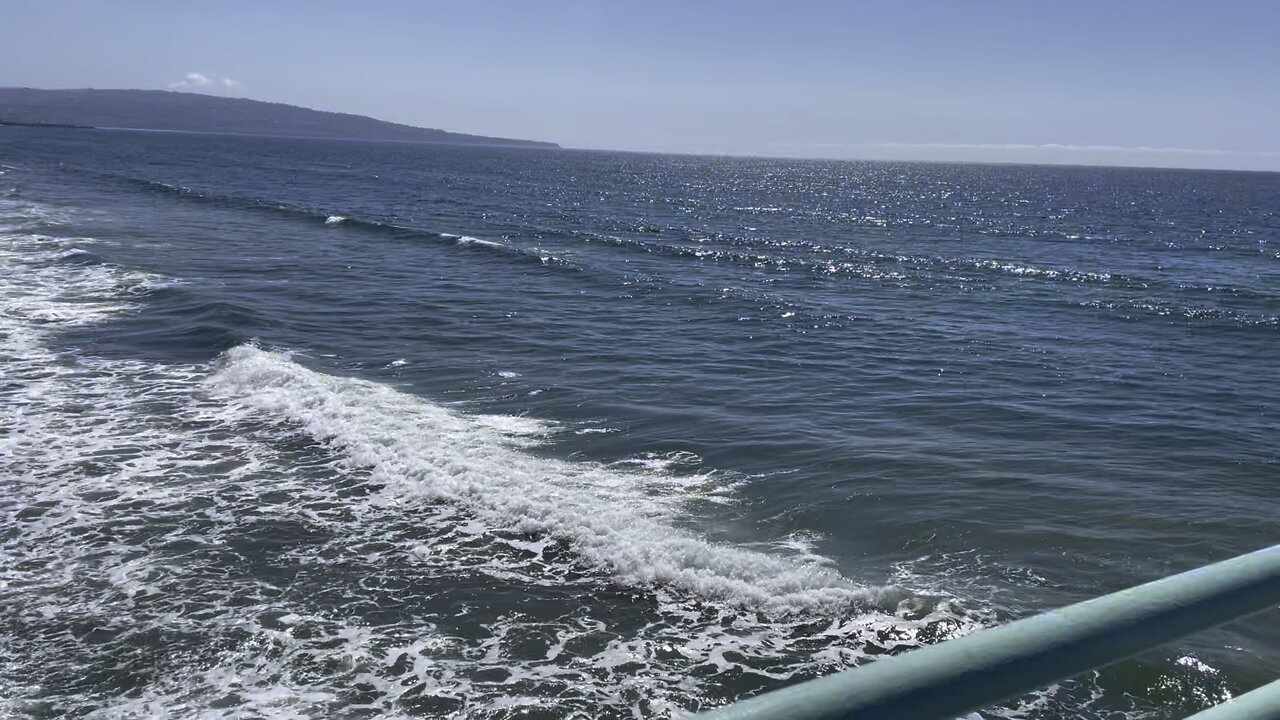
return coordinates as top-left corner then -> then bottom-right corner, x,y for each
2,128 -> 1278,719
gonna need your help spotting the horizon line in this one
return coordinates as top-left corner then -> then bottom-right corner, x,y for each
562,143 -> 1280,174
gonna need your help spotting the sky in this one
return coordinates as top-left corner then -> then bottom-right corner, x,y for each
3,0 -> 1279,170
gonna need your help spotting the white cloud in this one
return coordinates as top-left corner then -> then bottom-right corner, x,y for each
169,72 -> 244,94
170,72 -> 212,89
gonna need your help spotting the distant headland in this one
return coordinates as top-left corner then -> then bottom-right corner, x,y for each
0,88 -> 559,149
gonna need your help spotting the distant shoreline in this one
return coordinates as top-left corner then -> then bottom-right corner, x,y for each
0,122 -> 564,151
0,119 -> 94,130
0,88 -> 560,149
93,125 -> 564,150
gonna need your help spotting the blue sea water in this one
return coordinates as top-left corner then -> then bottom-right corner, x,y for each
1,128 -> 1277,719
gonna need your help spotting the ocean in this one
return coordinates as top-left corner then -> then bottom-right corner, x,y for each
1,127 -> 1277,719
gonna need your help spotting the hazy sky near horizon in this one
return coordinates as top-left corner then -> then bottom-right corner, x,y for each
4,0 -> 1279,169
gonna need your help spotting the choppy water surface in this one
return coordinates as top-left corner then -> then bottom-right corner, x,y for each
1,128 -> 1278,719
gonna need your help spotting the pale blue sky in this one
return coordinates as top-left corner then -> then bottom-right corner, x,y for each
4,0 -> 1279,169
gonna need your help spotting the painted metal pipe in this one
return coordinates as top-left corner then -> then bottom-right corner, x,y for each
694,545 -> 1280,720
1184,679 -> 1280,720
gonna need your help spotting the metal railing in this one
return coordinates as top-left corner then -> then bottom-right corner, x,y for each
694,545 -> 1280,720
1186,677 -> 1280,720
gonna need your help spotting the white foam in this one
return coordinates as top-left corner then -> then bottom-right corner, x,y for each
454,235 -> 506,249
575,426 -> 619,435
969,257 -> 1113,283
611,450 -> 704,474
323,215 -> 346,226
209,345 -> 883,613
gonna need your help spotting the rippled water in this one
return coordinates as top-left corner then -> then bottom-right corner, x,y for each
1,129 -> 1278,719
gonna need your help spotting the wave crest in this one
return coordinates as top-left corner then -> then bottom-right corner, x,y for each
209,344 -> 887,614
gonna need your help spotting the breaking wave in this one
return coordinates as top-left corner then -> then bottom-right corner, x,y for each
210,344 -> 882,612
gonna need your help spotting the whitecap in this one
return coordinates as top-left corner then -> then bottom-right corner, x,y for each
209,344 -> 886,613
454,235 -> 506,249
